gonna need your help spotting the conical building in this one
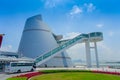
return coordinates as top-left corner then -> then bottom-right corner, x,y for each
18,15 -> 73,67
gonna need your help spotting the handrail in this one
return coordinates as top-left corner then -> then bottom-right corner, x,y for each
35,32 -> 103,64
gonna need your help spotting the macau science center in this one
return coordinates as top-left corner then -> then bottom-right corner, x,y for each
0,14 -> 103,70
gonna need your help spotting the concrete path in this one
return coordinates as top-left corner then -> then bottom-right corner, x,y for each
0,72 -> 30,80
0,73 -> 18,80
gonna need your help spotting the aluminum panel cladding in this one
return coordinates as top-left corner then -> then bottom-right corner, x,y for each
18,15 -> 58,58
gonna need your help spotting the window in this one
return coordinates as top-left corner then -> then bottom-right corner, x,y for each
11,63 -> 34,67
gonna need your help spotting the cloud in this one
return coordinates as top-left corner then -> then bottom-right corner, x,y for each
84,3 -> 96,12
97,42 -> 117,61
62,32 -> 86,60
62,32 -> 120,62
0,45 -> 12,51
68,3 -> 96,18
98,42 -> 113,54
96,24 -> 104,28
108,31 -> 114,37
63,32 -> 81,40
66,43 -> 86,61
70,5 -> 83,16
42,0 -> 63,8
67,41 -> 118,62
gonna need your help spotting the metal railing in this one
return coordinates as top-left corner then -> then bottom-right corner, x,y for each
35,32 -> 103,64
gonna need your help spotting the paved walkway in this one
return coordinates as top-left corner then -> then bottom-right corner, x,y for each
0,72 -> 31,80
0,73 -> 18,80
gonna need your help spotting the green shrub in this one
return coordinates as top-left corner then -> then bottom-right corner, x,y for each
40,70 -> 91,74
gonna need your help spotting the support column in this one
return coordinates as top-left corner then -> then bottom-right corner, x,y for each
94,42 -> 99,68
85,41 -> 92,68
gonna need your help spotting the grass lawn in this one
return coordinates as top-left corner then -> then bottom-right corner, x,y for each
7,77 -> 27,80
30,71 -> 120,80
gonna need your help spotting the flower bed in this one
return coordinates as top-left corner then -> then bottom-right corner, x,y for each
92,70 -> 120,75
7,72 -> 43,80
7,70 -> 120,80
31,70 -> 120,80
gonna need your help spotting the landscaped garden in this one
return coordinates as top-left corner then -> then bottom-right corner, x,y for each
7,70 -> 120,80
31,70 -> 120,80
